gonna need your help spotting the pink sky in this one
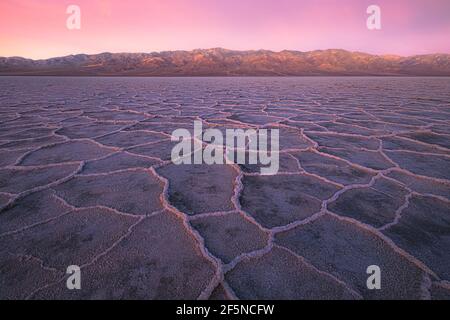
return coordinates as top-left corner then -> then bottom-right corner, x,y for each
1,0 -> 449,59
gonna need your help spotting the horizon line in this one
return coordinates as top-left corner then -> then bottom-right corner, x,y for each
2,48 -> 450,61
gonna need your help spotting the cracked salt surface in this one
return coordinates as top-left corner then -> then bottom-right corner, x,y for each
0,76 -> 449,300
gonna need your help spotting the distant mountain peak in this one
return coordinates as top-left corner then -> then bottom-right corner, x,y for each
1,48 -> 449,76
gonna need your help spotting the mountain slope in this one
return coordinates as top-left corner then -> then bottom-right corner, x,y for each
1,48 -> 449,76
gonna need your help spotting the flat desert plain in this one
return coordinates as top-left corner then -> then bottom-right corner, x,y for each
0,76 -> 449,299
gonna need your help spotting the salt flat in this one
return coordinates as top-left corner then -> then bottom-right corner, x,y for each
0,76 -> 449,300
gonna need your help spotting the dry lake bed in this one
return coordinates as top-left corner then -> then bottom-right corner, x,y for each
0,76 -> 449,300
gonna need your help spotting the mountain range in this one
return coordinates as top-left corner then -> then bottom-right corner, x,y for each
1,48 -> 450,76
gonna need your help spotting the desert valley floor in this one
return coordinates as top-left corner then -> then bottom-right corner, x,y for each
0,76 -> 449,300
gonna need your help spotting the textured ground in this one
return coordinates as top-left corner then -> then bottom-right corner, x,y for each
0,76 -> 449,300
